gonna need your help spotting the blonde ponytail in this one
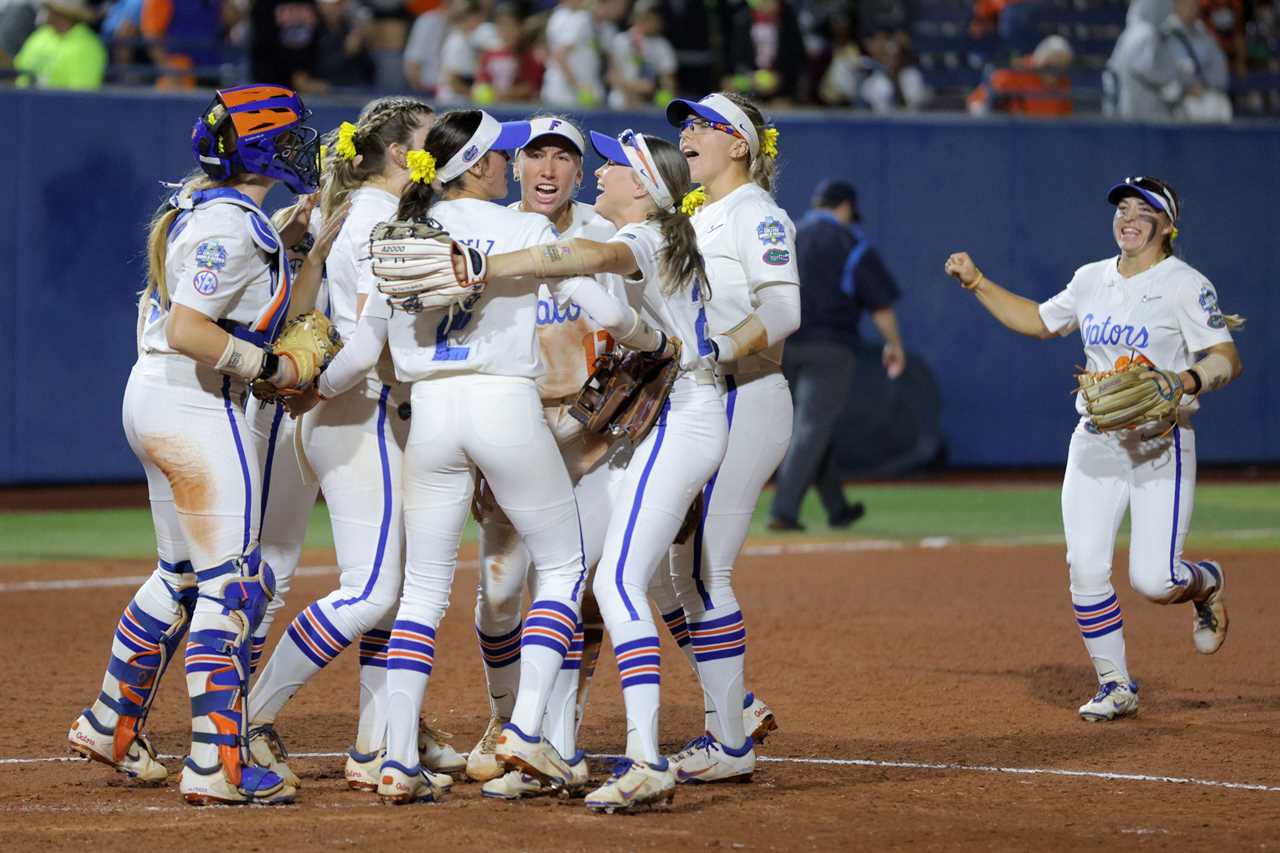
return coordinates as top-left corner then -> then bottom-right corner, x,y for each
141,170 -> 217,316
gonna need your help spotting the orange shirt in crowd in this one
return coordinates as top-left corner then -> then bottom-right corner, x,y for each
967,66 -> 1072,116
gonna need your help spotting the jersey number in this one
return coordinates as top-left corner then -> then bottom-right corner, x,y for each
433,310 -> 473,361
693,280 -> 712,357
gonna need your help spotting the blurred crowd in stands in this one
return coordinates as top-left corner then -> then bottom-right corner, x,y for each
0,0 -> 1278,119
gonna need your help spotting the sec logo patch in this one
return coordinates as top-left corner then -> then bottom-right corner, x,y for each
193,270 -> 219,295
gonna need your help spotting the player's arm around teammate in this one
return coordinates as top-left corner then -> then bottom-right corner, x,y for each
245,98 -> 469,794
68,85 -> 320,806
945,176 -> 1243,723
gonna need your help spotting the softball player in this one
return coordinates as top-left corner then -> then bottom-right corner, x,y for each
657,93 -> 800,783
67,85 -> 321,805
945,176 -> 1242,721
473,129 -> 726,808
245,97 -> 469,792
468,116 -> 623,794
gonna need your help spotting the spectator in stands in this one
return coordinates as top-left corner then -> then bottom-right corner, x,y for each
1200,0 -> 1246,76
541,0 -> 603,107
314,0 -> 375,87
817,13 -> 862,105
861,29 -> 930,112
0,0 -> 37,66
99,0 -> 146,77
140,0 -> 227,89
404,0 -> 447,94
659,0 -> 713,94
768,179 -> 906,533
250,0 -> 326,92
434,0 -> 495,103
967,33 -> 1073,116
1245,1 -> 1279,72
606,0 -> 676,108
970,0 -> 1042,57
722,0 -> 808,104
10,0 -> 106,89
1107,0 -> 1231,121
473,2 -> 541,102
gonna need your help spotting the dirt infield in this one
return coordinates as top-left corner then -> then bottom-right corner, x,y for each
4,542 -> 1278,850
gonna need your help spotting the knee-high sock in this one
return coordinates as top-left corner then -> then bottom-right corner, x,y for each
1072,589 -> 1129,685
543,625 -> 583,759
89,562 -> 193,745
249,601 -> 353,724
689,603 -> 748,749
509,599 -> 577,740
475,623 -> 522,719
385,618 -> 436,769
610,621 -> 662,765
355,620 -> 392,754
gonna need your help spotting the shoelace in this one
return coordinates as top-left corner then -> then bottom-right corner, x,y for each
608,758 -> 636,781
479,719 -> 504,754
134,731 -> 159,761
674,734 -> 716,761
1193,600 -> 1218,631
419,721 -> 455,744
249,724 -> 290,759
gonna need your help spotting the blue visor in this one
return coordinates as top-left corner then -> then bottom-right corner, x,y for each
665,97 -> 730,129
492,120 -> 532,152
589,130 -> 629,164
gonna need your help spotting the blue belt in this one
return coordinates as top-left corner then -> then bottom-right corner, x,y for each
217,320 -> 270,348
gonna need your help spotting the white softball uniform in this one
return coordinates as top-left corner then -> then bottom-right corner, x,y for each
1039,255 -> 1233,605
665,181 -> 799,754
584,219 -> 728,765
103,188 -> 289,776
475,201 -> 624,738
249,187 -> 410,760
334,198 -> 588,771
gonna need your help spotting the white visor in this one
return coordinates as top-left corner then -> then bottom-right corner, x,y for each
519,117 -> 586,156
437,112 -> 532,184
590,129 -> 676,213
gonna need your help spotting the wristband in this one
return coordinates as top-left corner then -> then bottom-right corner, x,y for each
1186,369 -> 1203,396
964,272 -> 986,292
215,334 -> 268,382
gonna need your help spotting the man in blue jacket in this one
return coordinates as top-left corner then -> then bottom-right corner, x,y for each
769,179 -> 906,531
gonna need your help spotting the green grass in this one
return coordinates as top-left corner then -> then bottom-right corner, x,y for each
1,484 -> 1276,565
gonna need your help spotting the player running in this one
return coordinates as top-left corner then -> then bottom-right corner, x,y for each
945,175 -> 1243,721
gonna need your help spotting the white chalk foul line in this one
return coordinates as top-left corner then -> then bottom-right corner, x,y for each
0,540 -> 917,594
6,751 -> 1279,794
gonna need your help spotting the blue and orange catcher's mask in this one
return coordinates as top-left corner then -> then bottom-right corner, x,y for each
192,84 -> 321,195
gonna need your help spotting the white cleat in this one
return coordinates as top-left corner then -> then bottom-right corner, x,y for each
466,716 -> 507,783
742,692 -> 778,744
377,761 -> 445,805
494,724 -> 572,788
1078,680 -> 1140,722
669,734 -> 755,784
1192,562 -> 1228,655
481,770 -> 548,800
67,710 -> 167,784
584,758 -> 676,814
347,747 -> 452,792
418,720 -> 467,775
247,724 -> 300,788
179,761 -> 296,806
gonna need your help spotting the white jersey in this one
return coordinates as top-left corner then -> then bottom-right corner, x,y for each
367,198 -> 561,382
326,186 -> 398,341
508,199 -> 623,399
139,193 -> 287,356
691,182 -> 800,374
1039,254 -> 1234,417
608,221 -> 714,372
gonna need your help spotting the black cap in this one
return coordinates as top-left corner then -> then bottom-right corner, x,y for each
813,179 -> 858,213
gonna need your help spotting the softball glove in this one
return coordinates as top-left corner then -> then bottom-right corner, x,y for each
252,311 -> 343,401
371,219 -> 486,314
1077,360 -> 1183,432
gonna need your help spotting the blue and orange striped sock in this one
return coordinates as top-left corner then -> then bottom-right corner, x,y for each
1072,591 -> 1129,685
689,605 -> 748,750
385,619 -> 437,768
508,599 -> 579,740
611,620 -> 663,765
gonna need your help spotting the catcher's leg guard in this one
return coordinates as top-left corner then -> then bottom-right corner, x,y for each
81,560 -> 196,768
185,547 -> 277,789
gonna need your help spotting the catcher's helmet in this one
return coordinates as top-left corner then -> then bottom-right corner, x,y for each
192,84 -> 320,195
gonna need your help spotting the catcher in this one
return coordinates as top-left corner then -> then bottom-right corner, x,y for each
945,175 -> 1243,723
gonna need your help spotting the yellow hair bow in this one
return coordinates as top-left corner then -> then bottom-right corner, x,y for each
335,121 -> 359,161
1170,225 -> 1179,241
407,149 -> 437,185
681,186 -> 707,215
761,127 -> 779,159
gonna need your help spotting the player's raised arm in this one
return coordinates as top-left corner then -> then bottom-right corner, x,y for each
944,251 -> 1054,339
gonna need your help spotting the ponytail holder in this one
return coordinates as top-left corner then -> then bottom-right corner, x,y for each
335,121 -> 359,161
761,127 -> 779,159
407,149 -> 437,185
681,186 -> 707,215
1170,225 -> 1179,241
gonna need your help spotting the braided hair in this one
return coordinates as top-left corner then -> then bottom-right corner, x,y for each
319,96 -> 434,220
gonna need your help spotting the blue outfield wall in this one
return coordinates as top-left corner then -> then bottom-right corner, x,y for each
1,89 -> 1276,483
